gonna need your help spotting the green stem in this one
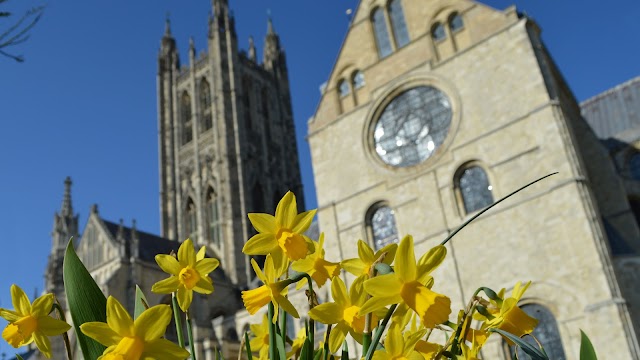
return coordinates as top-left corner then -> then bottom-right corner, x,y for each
51,301 -> 73,360
306,275 -> 316,346
440,173 -> 557,245
186,310 -> 197,360
280,305 -> 287,341
364,304 -> 397,360
323,324 -> 332,360
268,302 -> 278,360
244,332 -> 253,360
172,293 -> 185,348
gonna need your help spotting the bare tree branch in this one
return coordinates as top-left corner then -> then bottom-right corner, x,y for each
0,2 -> 44,62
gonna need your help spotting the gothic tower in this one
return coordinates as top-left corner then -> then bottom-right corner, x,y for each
157,0 -> 304,286
308,0 -> 640,358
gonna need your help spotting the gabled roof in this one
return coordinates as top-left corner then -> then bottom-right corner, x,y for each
102,220 -> 179,263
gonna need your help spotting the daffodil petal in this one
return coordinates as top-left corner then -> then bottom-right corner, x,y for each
193,277 -> 214,294
249,336 -> 263,351
80,322 -> 121,346
331,277 -> 349,306
248,213 -> 277,233
328,322 -> 348,354
341,258 -> 367,277
143,338 -> 191,359
395,235 -> 416,281
32,331 -> 52,358
385,326 -> 403,356
308,303 -> 343,324
291,209 -> 316,234
178,239 -> 196,267
271,248 -> 290,278
107,296 -> 134,337
290,256 -> 315,274
275,191 -> 297,229
357,240 -> 375,263
364,274 -> 403,297
195,258 -> 220,275
155,254 -> 181,276
196,246 -> 206,261
417,245 -> 447,283
348,276 -> 367,306
134,304 -> 171,341
31,294 -> 54,317
243,233 -> 278,255
359,295 -> 401,316
242,286 -> 271,315
378,243 -> 398,265
151,276 -> 180,294
177,287 -> 193,312
273,294 -> 299,319
250,258 -> 268,284
402,283 -> 451,329
0,309 -> 21,322
38,316 -> 71,336
11,285 -> 31,315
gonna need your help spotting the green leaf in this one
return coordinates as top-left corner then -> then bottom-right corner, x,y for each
275,333 -> 287,360
313,348 -> 323,360
489,328 -> 549,360
580,330 -> 598,360
134,285 -> 150,319
341,340 -> 349,360
63,239 -> 107,360
244,332 -> 253,360
300,338 -> 312,360
15,354 -> 24,360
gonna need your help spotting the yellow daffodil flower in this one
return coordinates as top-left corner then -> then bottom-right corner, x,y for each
0,285 -> 71,358
151,238 -> 220,311
360,235 -> 451,329
81,296 -> 189,360
291,233 -> 341,289
415,340 -> 442,360
249,314 -> 270,360
243,191 -> 316,275
309,276 -> 385,354
341,240 -> 397,280
242,255 -> 299,321
372,325 -> 426,360
287,328 -> 307,359
477,281 -> 537,345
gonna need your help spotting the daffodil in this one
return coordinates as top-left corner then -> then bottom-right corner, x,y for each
309,276 -> 385,353
476,281 -> 537,345
360,235 -> 451,329
287,328 -> 307,359
371,325 -> 426,360
81,296 -> 189,360
341,240 -> 397,280
291,233 -> 341,289
0,285 -> 71,358
248,314 -> 270,360
243,191 -> 316,275
151,238 -> 220,311
242,254 -> 299,321
414,340 -> 442,360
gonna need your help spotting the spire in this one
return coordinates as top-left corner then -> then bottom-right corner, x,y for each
248,36 -> 256,62
189,36 -> 196,58
267,15 -> 274,35
61,176 -> 73,217
164,13 -> 172,38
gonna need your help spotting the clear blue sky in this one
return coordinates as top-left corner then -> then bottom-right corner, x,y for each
1,0 -> 639,356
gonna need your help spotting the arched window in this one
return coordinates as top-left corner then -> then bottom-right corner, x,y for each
199,79 -> 213,132
206,188 -> 221,247
352,71 -> 365,90
180,91 -> 193,145
508,304 -> 566,360
372,8 -> 393,58
388,0 -> 410,48
458,165 -> 493,214
449,13 -> 464,32
185,198 -> 197,241
243,77 -> 252,129
368,204 -> 399,250
338,79 -> 350,97
431,22 -> 446,42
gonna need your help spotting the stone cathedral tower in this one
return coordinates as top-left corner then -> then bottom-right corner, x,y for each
309,0 -> 640,358
157,0 -> 304,287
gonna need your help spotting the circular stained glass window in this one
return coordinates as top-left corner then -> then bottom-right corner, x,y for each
373,86 -> 452,167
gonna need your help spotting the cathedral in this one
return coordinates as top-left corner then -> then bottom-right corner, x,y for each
30,0 -> 640,359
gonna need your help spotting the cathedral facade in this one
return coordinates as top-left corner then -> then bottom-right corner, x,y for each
308,0 -> 640,359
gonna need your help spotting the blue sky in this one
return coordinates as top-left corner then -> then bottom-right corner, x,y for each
0,0 -> 639,356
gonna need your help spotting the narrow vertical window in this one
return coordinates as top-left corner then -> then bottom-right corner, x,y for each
200,78 -> 213,132
458,166 -> 493,214
338,79 -> 350,97
449,13 -> 464,32
206,188 -> 221,248
181,91 -> 193,145
261,87 -> 271,136
431,22 -> 446,42
368,204 -> 399,250
509,304 -> 566,360
243,77 -> 252,129
353,71 -> 365,90
185,198 -> 197,241
372,8 -> 393,58
388,0 -> 410,48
